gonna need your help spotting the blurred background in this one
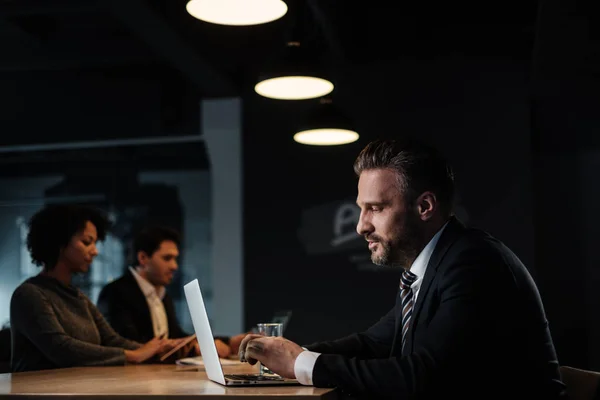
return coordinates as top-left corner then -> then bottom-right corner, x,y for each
0,0 -> 598,371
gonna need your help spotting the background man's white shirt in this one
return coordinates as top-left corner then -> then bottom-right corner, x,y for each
129,267 -> 169,339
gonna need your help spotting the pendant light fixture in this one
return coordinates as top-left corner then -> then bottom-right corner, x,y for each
186,0 -> 288,26
254,2 -> 334,100
293,98 -> 359,145
255,41 -> 334,100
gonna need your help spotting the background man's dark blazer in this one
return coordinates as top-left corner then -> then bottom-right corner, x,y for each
305,217 -> 567,399
97,270 -> 188,343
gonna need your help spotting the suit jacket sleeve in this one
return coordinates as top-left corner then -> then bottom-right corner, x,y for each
310,250 -> 512,398
97,284 -> 143,342
304,307 -> 396,359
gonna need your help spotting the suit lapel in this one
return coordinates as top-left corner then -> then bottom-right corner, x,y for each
390,286 -> 404,355
402,217 -> 464,355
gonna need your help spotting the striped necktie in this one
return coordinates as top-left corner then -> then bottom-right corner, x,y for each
400,270 -> 417,350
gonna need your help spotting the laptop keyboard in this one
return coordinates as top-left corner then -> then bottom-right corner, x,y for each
226,374 -> 284,381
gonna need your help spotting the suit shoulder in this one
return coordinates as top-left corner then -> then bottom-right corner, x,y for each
451,225 -> 511,256
97,274 -> 131,299
442,225 -> 529,279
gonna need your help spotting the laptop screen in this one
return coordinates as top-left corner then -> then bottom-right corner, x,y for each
183,279 -> 227,385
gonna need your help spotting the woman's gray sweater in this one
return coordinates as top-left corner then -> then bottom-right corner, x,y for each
10,274 -> 141,372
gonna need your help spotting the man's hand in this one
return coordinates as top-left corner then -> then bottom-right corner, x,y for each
177,337 -> 229,359
229,332 -> 251,355
181,337 -> 200,357
238,334 -> 303,379
126,337 -> 177,364
191,340 -> 200,356
157,337 -> 191,362
215,339 -> 231,358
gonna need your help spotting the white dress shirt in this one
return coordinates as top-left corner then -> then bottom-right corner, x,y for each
129,267 -> 169,339
293,222 -> 449,385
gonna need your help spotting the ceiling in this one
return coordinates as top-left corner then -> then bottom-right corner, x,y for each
0,0 -> 541,174
0,0 -> 540,96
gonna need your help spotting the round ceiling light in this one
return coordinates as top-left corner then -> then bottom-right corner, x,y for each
255,41 -> 334,100
255,76 -> 334,100
293,98 -> 359,146
186,0 -> 288,26
293,128 -> 359,146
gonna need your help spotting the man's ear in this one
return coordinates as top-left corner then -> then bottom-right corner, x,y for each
416,191 -> 437,221
137,251 -> 150,266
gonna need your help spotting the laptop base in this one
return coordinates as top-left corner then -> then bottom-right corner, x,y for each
224,373 -> 300,386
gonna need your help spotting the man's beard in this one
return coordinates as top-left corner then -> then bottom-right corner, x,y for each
369,215 -> 423,268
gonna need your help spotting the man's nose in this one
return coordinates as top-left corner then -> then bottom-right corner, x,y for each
356,212 -> 373,236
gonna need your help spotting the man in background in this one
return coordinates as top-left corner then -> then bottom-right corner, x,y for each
98,225 -> 241,358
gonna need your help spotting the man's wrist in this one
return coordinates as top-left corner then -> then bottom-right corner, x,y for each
294,350 -> 321,386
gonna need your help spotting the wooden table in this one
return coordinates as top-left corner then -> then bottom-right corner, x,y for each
0,363 -> 337,399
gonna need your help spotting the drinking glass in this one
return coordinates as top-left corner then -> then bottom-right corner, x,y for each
256,322 -> 283,375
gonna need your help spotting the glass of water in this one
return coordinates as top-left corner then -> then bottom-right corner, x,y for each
256,323 -> 283,376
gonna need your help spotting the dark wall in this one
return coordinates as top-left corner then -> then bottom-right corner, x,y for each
243,1 -> 600,370
243,58 -> 535,345
531,0 -> 600,369
0,68 -> 199,146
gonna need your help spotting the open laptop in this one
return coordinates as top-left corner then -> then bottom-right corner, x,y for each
183,279 -> 300,386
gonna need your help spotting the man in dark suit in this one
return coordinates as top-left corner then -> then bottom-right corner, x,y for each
97,226 -> 233,358
239,139 -> 567,399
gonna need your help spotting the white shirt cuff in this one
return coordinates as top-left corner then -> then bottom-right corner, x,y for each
294,350 -> 320,386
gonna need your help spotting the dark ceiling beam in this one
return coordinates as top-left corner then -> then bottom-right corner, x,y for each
0,0 -> 101,16
0,40 -> 154,71
306,0 -> 346,63
0,18 -> 40,47
0,55 -> 149,71
107,0 -> 237,97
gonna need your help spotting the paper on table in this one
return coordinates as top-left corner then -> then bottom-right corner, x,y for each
176,356 -> 241,366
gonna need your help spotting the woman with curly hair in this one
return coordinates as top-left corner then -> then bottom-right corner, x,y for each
10,204 -> 178,372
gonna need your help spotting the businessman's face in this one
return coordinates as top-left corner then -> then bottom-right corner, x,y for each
356,169 -> 423,268
138,240 -> 179,287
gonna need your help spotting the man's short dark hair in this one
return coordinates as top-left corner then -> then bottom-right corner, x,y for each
27,204 -> 110,270
353,138 -> 455,216
133,225 -> 181,258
